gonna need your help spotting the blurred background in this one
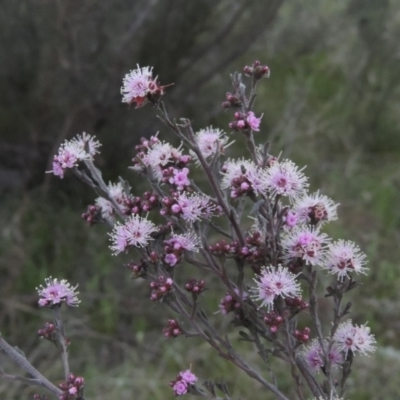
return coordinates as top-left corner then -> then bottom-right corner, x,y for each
1,0 -> 400,399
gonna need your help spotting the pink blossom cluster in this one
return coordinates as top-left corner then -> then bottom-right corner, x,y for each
37,322 -> 56,341
221,158 -> 309,200
163,232 -> 200,267
132,135 -> 191,190
229,111 -> 263,132
169,369 -> 198,396
218,289 -> 247,315
302,339 -> 343,373
96,183 -> 159,221
191,126 -> 232,163
243,60 -> 271,80
109,214 -> 158,254
121,65 -> 168,108
163,319 -> 182,338
294,327 -> 311,343
37,277 -> 80,308
50,133 -> 100,179
160,192 -> 218,222
150,276 -> 173,301
251,265 -> 301,310
58,374 -> 84,400
333,320 -> 376,356
41,61 -> 376,399
263,311 -> 283,333
184,278 -> 206,295
209,232 -> 267,269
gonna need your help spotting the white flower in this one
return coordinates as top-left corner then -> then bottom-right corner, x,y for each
323,240 -> 368,279
281,226 -> 330,266
251,265 -> 301,310
334,320 -> 376,356
191,126 -> 232,162
165,232 -> 201,252
121,65 -> 154,104
109,215 -> 158,254
174,192 -> 216,222
293,191 -> 338,224
221,158 -> 267,197
263,159 -> 308,200
144,142 -> 182,180
95,182 -> 131,219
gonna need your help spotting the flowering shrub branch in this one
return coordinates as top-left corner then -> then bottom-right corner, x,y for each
0,60 -> 376,400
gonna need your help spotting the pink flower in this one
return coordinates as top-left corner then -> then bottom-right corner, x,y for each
323,240 -> 367,280
302,339 -> 343,372
251,265 -> 301,310
263,159 -> 309,200
143,142 -> 183,181
218,288 -> 247,315
334,320 -> 376,356
170,369 -> 198,396
165,232 -> 200,252
246,111 -> 263,131
121,65 -> 158,107
302,340 -> 324,372
48,133 -> 101,178
37,277 -> 80,308
108,223 -> 131,254
170,168 -> 190,190
281,226 -> 330,266
150,276 -> 174,301
95,181 -> 132,219
284,210 -> 299,228
164,253 -> 178,267
179,370 -> 198,385
68,387 -> 78,395
293,191 -> 338,225
173,381 -> 188,396
109,215 -> 158,254
191,126 -> 232,162
221,159 -> 267,197
175,192 -> 216,222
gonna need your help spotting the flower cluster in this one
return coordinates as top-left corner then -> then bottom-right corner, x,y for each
37,278 -> 80,308
163,319 -> 182,338
218,289 -> 247,315
292,191 -> 338,225
191,126 -> 232,163
209,231 -> 267,268
251,265 -> 301,310
37,322 -> 56,341
323,240 -> 368,279
121,65 -> 168,107
163,232 -> 200,267
161,192 -> 218,222
263,311 -> 283,333
221,159 -> 266,197
132,137 -> 191,189
39,62 -> 375,400
302,339 -> 343,372
184,278 -> 206,295
243,60 -> 271,80
95,181 -> 133,219
50,133 -> 100,179
333,320 -> 376,356
169,369 -> 198,396
150,276 -> 173,301
109,214 -> 158,254
281,226 -> 329,266
58,374 -> 85,400
229,111 -> 263,132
